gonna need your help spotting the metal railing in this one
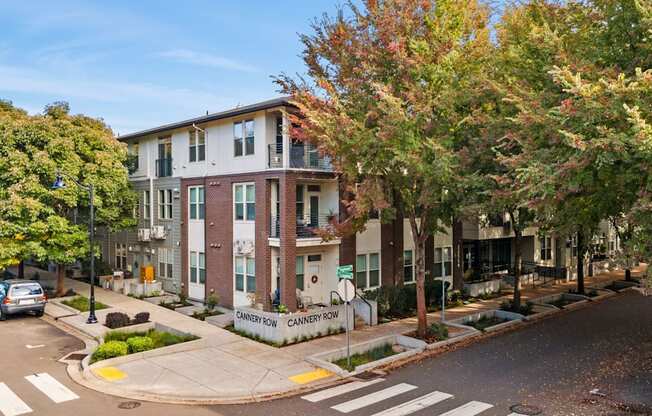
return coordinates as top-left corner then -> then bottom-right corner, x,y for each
155,158 -> 172,177
270,213 -> 337,238
267,143 -> 332,170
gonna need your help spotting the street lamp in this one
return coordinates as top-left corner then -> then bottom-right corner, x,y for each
51,171 -> 98,324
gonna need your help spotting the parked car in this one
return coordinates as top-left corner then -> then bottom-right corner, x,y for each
0,280 -> 47,320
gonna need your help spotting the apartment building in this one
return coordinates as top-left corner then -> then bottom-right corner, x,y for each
100,97 -> 606,312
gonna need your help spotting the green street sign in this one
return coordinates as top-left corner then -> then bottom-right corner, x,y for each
337,265 -> 354,280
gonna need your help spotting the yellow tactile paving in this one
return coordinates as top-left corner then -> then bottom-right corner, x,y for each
93,366 -> 127,381
289,368 -> 333,385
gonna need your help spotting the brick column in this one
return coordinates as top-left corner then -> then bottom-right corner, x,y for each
255,177 -> 272,311
279,173 -> 297,311
381,216 -> 404,287
206,177 -> 234,308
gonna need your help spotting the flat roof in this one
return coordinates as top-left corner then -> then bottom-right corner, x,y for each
117,96 -> 292,141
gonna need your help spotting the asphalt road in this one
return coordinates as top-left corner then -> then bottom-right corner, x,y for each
1,291 -> 650,416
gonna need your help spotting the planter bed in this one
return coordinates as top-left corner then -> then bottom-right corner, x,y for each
332,343 -> 398,372
191,309 -> 223,321
604,280 -> 639,292
158,300 -> 193,311
90,325 -> 199,364
533,293 -> 589,310
307,334 -> 425,377
404,322 -> 450,344
60,295 -> 109,312
450,309 -> 524,333
463,278 -> 503,298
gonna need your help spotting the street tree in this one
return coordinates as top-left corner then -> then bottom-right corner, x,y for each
0,101 -> 136,295
276,0 -> 492,336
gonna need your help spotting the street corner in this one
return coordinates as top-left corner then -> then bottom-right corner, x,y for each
92,366 -> 127,382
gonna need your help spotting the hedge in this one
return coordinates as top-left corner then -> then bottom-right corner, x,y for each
363,280 -> 450,319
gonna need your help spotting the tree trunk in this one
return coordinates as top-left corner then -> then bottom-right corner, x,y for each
56,264 -> 66,297
625,268 -> 632,281
576,231 -> 585,294
18,260 -> 25,279
414,237 -> 428,338
513,230 -> 522,311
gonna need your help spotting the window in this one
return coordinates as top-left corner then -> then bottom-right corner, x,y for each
189,129 -> 206,162
434,247 -> 453,277
356,253 -> 380,290
234,120 -> 254,156
234,184 -> 255,221
189,186 -> 205,220
133,198 -> 139,219
404,250 -> 414,283
540,236 -> 552,261
143,190 -> 151,219
296,256 -> 305,291
235,256 -> 255,293
115,243 -> 127,270
130,142 -> 139,171
158,248 -> 173,279
296,185 -> 304,218
190,251 -> 205,284
158,189 -> 172,220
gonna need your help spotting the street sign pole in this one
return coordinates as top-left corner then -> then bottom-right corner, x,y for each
441,278 -> 446,322
345,281 -> 350,369
336,265 -> 354,369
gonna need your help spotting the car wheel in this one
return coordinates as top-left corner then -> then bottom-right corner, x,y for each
35,309 -> 44,317
0,309 -> 6,321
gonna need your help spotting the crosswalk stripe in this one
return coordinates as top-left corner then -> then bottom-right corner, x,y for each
438,401 -> 494,416
301,378 -> 385,402
370,391 -> 453,416
0,383 -> 32,416
331,383 -> 418,413
25,373 -> 79,404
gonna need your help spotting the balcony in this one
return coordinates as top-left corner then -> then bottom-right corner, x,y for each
267,143 -> 332,171
270,213 -> 338,239
156,158 -> 173,177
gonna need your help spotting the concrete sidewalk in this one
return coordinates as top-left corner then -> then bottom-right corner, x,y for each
47,267 -> 641,404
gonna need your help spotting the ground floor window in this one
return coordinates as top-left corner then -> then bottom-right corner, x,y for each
235,256 -> 255,293
404,250 -> 414,283
296,256 -> 305,291
190,251 -> 205,284
434,247 -> 452,277
540,236 -> 552,261
356,252 -> 380,290
115,243 -> 127,270
158,248 -> 173,279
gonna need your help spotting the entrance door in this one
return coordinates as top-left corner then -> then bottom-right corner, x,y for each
309,195 -> 319,227
305,255 -> 324,304
188,251 -> 205,301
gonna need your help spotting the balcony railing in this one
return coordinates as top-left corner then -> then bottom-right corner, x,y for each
270,213 -> 337,238
156,157 -> 172,177
267,143 -> 332,170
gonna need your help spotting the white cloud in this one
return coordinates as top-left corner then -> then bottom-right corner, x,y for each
158,49 -> 260,73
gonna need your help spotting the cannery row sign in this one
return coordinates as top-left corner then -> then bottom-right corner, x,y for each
234,305 -> 353,345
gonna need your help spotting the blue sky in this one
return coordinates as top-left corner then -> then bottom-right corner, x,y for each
0,1 -> 341,134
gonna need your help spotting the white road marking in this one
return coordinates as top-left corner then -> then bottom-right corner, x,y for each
508,413 -> 528,416
25,373 -> 79,403
25,345 -> 44,349
0,383 -> 32,416
370,391 -> 453,416
331,383 -> 417,413
438,401 -> 494,416
301,378 -> 385,402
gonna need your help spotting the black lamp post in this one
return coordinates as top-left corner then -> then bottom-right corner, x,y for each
52,172 -> 98,324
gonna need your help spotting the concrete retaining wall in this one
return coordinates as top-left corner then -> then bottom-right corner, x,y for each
464,279 -> 502,297
234,304 -> 354,345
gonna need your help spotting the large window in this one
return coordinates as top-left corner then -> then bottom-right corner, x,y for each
296,256 -> 305,291
115,243 -> 127,270
158,248 -> 173,279
189,186 -> 205,220
404,250 -> 414,283
158,189 -> 173,220
540,236 -> 552,261
143,190 -> 151,219
356,253 -> 380,290
235,256 -> 255,293
234,184 -> 255,221
190,251 -> 205,285
234,120 -> 254,157
434,247 -> 452,277
189,129 -> 206,162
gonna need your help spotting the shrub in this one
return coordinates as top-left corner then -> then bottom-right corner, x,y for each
500,300 -> 534,316
105,312 -> 131,329
364,280 -> 450,319
206,293 -> 219,311
91,341 -> 128,363
133,312 -> 150,324
105,330 -> 145,343
61,296 -> 108,312
427,322 -> 449,341
126,336 -> 154,353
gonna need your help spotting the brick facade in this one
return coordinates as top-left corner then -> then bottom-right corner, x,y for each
279,173 -> 297,311
381,216 -> 404,287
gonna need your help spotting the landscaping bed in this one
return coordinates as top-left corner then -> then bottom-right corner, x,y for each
159,299 -> 193,310
90,328 -> 199,364
332,344 -> 398,372
467,315 -> 507,331
225,324 -> 345,348
191,308 -> 223,321
604,280 -> 639,292
537,293 -> 589,309
61,295 -> 108,312
450,309 -> 524,332
405,322 -> 449,344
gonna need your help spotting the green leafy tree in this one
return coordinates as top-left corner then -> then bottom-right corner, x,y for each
0,100 -> 136,295
276,0 -> 492,336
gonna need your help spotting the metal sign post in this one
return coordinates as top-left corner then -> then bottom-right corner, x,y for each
337,265 -> 354,369
441,278 -> 446,322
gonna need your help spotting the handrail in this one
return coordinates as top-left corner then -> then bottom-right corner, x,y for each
330,290 -> 344,305
355,290 -> 374,326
